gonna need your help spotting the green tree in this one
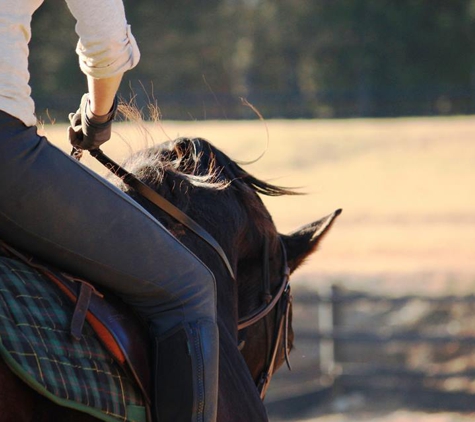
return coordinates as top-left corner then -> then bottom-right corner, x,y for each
27,0 -> 475,119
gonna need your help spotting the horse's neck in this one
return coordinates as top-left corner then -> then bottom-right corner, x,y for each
218,321 -> 268,421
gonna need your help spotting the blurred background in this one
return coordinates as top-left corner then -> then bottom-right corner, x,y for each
32,0 -> 475,121
35,1 -> 475,421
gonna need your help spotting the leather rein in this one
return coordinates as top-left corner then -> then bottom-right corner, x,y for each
72,146 -> 293,399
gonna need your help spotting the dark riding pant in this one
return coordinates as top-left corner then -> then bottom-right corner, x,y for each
0,111 -> 218,422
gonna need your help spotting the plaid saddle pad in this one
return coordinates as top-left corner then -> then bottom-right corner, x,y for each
0,254 -> 148,422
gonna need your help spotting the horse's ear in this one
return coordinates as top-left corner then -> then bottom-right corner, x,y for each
281,209 -> 342,273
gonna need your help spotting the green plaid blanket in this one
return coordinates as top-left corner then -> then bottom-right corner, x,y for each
0,255 -> 148,422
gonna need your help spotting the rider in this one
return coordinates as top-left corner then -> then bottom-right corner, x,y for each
0,1 -> 218,421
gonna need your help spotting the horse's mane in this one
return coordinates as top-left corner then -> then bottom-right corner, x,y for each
114,138 -> 298,244
119,137 -> 296,195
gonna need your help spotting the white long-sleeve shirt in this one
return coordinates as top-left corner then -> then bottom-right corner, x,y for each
0,0 -> 140,127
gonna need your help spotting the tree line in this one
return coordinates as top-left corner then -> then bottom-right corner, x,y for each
30,0 -> 475,120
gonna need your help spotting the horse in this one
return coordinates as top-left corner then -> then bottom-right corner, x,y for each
0,137 -> 340,421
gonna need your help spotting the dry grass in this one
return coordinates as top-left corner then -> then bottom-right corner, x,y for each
43,116 -> 475,294
42,116 -> 475,421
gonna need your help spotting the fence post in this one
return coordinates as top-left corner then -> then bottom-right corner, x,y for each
331,284 -> 345,365
317,285 -> 337,379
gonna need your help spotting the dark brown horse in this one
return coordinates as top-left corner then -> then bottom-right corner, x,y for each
0,137 -> 340,421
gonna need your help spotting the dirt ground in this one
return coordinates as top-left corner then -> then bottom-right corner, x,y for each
42,116 -> 475,421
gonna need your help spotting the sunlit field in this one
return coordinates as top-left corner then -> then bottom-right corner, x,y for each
42,116 -> 475,295
41,116 -> 475,421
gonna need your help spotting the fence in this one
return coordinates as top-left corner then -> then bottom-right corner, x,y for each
311,284 -> 475,410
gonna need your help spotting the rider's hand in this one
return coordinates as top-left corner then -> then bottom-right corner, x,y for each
68,93 -> 118,151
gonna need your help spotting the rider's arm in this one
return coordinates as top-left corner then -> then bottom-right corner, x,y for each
65,0 -> 140,147
87,74 -> 123,122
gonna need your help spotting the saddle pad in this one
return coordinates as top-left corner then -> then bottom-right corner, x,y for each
0,255 -> 148,422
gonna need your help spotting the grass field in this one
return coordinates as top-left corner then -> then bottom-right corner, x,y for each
42,116 -> 475,421
42,116 -> 475,295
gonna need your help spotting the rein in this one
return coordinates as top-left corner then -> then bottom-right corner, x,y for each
72,146 -> 292,399
72,147 -> 235,280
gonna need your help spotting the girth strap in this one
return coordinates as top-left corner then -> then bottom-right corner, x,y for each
71,282 -> 94,341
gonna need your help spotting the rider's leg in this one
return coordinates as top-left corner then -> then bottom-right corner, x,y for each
0,111 -> 218,422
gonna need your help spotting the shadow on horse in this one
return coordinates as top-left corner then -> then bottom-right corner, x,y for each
0,137 -> 340,421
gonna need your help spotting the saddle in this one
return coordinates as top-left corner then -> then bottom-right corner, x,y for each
0,241 -> 152,407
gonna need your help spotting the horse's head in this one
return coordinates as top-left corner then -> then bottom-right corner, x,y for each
238,209 -> 341,397
113,137 -> 340,403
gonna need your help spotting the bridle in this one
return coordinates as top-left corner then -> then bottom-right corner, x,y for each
237,237 -> 293,399
75,147 -> 293,400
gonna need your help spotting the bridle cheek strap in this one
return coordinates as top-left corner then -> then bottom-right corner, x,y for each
236,237 -> 292,399
283,290 -> 293,370
256,285 -> 292,399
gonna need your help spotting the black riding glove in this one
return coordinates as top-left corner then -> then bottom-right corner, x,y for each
68,93 -> 118,151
